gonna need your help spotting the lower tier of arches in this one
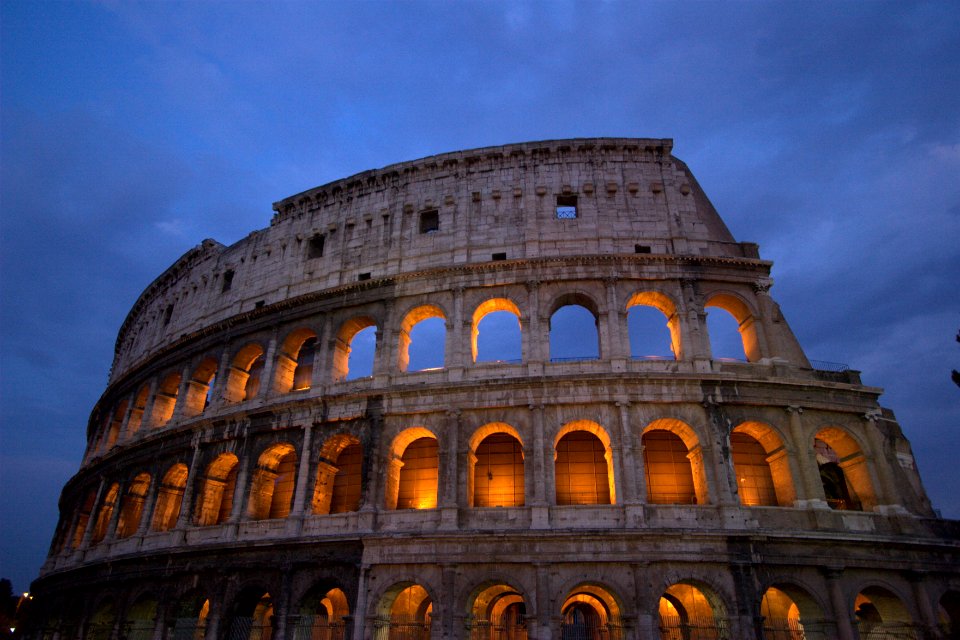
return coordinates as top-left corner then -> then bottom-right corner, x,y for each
23,534 -> 960,640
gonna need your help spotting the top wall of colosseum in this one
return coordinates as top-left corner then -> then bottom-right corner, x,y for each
109,138 -> 761,383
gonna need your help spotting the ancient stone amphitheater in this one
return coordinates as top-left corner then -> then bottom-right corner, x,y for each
30,139 -> 960,640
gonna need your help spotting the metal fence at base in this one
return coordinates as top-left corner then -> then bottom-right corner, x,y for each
657,615 -> 729,640
169,618 -> 207,640
856,622 -> 922,640
370,616 -> 431,640
226,617 -> 273,640
558,618 -> 624,640
466,619 -> 528,640
286,616 -> 349,640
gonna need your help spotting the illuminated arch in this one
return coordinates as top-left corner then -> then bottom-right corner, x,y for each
151,463 -> 188,532
85,598 -> 117,640
642,418 -> 708,505
123,593 -> 158,640
171,591 -> 210,640
548,292 -> 600,361
468,424 -> 525,508
705,292 -> 761,362
225,342 -> 266,403
196,452 -> 239,526
124,384 -> 150,438
183,357 -> 218,417
385,427 -> 439,510
116,472 -> 152,538
331,315 -> 378,381
313,433 -> 364,515
69,489 -> 97,549
294,583 -> 350,637
248,443 -> 298,520
277,328 -> 318,392
471,298 -> 522,363
814,426 -> 877,511
226,587 -> 274,640
466,581 -> 528,638
761,583 -> 826,640
375,582 -> 435,634
554,420 -> 615,505
90,482 -> 119,544
658,580 -> 729,639
625,290 -> 681,360
103,400 -> 127,451
854,585 -> 916,638
398,304 -> 447,372
150,371 -> 182,427
560,583 -> 624,640
731,421 -> 796,507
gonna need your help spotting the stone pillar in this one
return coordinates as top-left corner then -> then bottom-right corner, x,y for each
863,412 -> 905,513
524,281 -> 543,372
169,364 -> 194,422
311,461 -> 339,516
290,425 -> 313,517
208,349 -> 233,410
440,410 -> 460,529
679,279 -> 711,367
530,404 -> 550,528
535,564 -> 551,640
446,287 -> 466,374
139,378 -> 160,430
604,277 -> 628,361
615,401 -> 640,504
311,318 -> 331,390
823,568 -> 855,640
136,475 -> 161,535
102,480 -> 126,543
78,478 -> 107,550
274,570 -> 293,640
786,406 -> 828,508
906,571 -> 938,637
228,451 -> 253,522
442,565 -> 457,640
351,565 -> 370,640
116,391 -> 136,444
606,446 -> 625,506
175,442 -> 203,529
259,332 -> 280,398
373,302 -> 396,379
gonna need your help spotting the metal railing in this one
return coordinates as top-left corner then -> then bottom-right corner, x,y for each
287,616 -> 348,640
559,617 -> 624,640
856,621 -> 922,639
467,619 -> 528,640
809,359 -> 850,372
226,617 -> 273,640
550,356 -> 600,363
658,615 -> 730,640
170,618 -> 208,640
371,616 -> 431,640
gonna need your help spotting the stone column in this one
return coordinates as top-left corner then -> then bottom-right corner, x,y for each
446,287 -> 466,376
687,446 -> 712,506
78,478 -> 107,550
274,569 -> 293,640
442,565 -> 457,640
615,401 -> 639,504
228,450 -> 253,522
524,281 -> 543,373
823,568 -> 856,640
373,302 -> 396,379
175,442 -> 203,529
786,406 -> 827,508
102,480 -> 126,543
169,363 -> 194,422
679,279 -> 711,369
290,424 -> 313,517
136,475 -> 161,535
906,571 -> 938,638
312,461 -> 339,515
311,318 -> 331,390
440,410 -> 460,529
208,349 -> 233,410
604,277 -> 628,362
259,332 -> 280,398
351,565 -> 370,640
863,411 -> 905,513
116,391 -> 136,444
535,564 -> 551,640
139,378 -> 160,430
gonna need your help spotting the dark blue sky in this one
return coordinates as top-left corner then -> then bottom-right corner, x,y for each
2,1 -> 958,593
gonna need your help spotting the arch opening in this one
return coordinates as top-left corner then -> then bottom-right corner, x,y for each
705,294 -> 760,362
116,472 -> 152,538
313,434 -> 364,515
560,584 -> 623,640
150,372 -> 182,427
761,585 -> 826,640
374,584 -> 433,639
171,591 -> 209,640
226,343 -> 266,403
183,357 -> 218,416
471,431 -> 525,508
292,585 -> 349,639
472,298 -> 522,364
124,594 -> 158,640
658,582 -> 727,640
400,306 -> 446,372
814,427 -> 876,511
730,432 -> 778,507
550,302 -> 599,362
90,483 -> 119,544
627,292 -> 679,360
467,583 -> 527,640
642,429 -> 698,505
151,463 -> 188,532
70,489 -> 97,549
227,589 -> 274,640
855,586 -> 916,639
86,600 -> 116,640
196,452 -> 239,526
555,428 -> 613,506
333,316 -> 378,381
125,385 -> 150,438
394,436 -> 439,510
103,400 -> 128,451
248,443 -> 298,520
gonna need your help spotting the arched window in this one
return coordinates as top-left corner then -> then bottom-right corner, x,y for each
151,463 -> 188,532
171,592 -> 210,640
555,423 -> 614,505
332,316 -> 378,381
626,291 -> 680,360
196,453 -> 239,526
86,600 -> 117,640
472,298 -> 522,363
124,595 -> 158,640
399,305 -> 446,372
224,343 -> 266,403
855,586 -> 917,639
549,295 -> 600,361
471,429 -> 524,507
103,401 -> 127,451
124,385 -> 150,438
467,583 -> 527,640
376,584 -> 432,637
276,329 -> 318,393
731,422 -> 796,507
560,584 -> 623,640
226,589 -> 273,640
150,372 -> 182,427
642,428 -> 697,505
70,489 -> 97,549
814,427 -> 876,511
313,435 -> 363,515
705,293 -> 760,362
116,472 -> 151,538
659,582 -> 728,639
385,429 -> 439,510
295,585 -> 350,638
248,443 -> 298,520
183,357 -> 218,416
90,483 -> 120,544
761,584 -> 824,640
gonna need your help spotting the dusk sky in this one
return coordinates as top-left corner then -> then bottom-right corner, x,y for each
1,1 -> 958,593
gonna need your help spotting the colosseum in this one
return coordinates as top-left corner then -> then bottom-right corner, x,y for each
28,138 -> 960,640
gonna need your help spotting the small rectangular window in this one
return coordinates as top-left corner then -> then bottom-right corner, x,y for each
255,300 -> 265,309
308,234 -> 325,258
635,244 -> 651,254
556,195 -> 578,219
492,252 -> 507,261
163,304 -> 174,326
419,209 -> 440,234
358,272 -> 371,281
221,270 -> 234,292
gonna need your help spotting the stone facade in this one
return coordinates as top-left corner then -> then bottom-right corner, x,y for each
28,138 -> 960,640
